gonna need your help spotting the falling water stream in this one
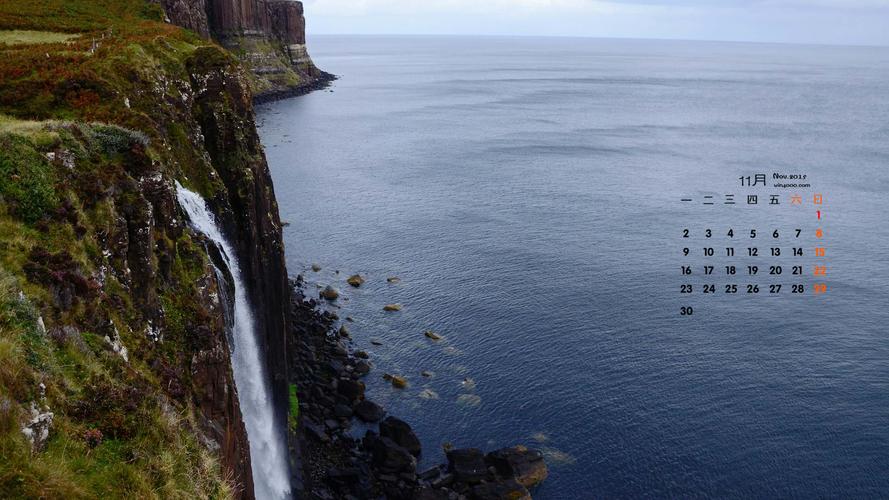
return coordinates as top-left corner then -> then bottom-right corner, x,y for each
176,183 -> 290,499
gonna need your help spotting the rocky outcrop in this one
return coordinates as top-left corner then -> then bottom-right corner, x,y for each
159,0 -> 333,99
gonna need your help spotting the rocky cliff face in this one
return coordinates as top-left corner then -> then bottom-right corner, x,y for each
159,0 -> 331,99
0,6 -> 296,495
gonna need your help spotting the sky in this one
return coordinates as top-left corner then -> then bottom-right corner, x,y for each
301,0 -> 889,46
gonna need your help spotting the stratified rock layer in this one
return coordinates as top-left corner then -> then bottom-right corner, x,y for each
159,0 -> 331,98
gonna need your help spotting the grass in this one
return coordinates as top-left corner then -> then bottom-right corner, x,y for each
288,384 -> 299,432
0,30 -> 78,45
0,118 -> 237,498
0,1 -> 270,496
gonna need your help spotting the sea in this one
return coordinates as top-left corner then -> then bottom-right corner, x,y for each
256,36 -> 889,498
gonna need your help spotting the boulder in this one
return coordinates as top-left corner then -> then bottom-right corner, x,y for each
353,360 -> 371,376
387,276 -> 401,283
338,324 -> 350,337
379,416 -> 422,457
383,303 -> 403,311
486,445 -> 548,488
383,373 -> 408,389
347,274 -> 365,287
447,448 -> 489,484
471,478 -> 531,500
372,436 -> 417,473
333,403 -> 353,418
354,400 -> 385,422
320,285 -> 339,300
424,330 -> 443,340
415,487 -> 450,500
311,263 -> 322,272
337,378 -> 365,402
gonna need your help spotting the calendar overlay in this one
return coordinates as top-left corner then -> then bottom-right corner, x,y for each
679,173 -> 826,317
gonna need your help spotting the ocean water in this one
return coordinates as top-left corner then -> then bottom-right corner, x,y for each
256,36 -> 889,497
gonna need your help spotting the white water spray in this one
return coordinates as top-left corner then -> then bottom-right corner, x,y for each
176,183 -> 290,499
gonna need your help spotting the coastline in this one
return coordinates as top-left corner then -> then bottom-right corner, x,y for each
284,276 -> 548,499
253,71 -> 338,105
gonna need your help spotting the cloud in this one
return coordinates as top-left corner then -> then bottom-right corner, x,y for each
302,0 -> 889,45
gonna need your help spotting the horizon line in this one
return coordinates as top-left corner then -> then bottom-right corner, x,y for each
305,32 -> 889,50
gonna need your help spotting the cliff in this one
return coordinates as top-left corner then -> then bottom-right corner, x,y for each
158,0 -> 332,100
0,1 -> 294,497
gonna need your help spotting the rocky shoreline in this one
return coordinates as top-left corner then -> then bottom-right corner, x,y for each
253,70 -> 339,105
286,277 -> 548,499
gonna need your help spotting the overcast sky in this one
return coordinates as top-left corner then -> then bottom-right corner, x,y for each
301,0 -> 889,46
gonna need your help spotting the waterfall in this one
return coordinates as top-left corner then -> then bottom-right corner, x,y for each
175,183 -> 290,500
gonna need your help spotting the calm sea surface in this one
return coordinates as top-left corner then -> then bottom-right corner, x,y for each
257,36 -> 889,497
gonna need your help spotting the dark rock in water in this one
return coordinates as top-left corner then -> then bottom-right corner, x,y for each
337,378 -> 365,402
353,360 -> 371,376
338,324 -> 350,337
387,276 -> 401,283
320,285 -> 339,300
447,448 -> 490,484
380,416 -> 422,457
354,350 -> 370,359
333,403 -> 353,418
383,373 -> 408,389
354,399 -> 385,422
486,445 -> 548,488
424,330 -> 443,341
346,274 -> 365,287
372,437 -> 417,473
472,478 -> 531,500
311,263 -> 322,272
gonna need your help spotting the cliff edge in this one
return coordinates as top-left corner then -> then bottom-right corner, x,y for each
0,1 -> 295,497
158,0 -> 334,100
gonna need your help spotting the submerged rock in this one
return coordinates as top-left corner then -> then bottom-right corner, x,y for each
346,274 -> 365,287
386,276 -> 400,283
383,303 -> 403,311
320,285 -> 339,300
456,394 -> 482,408
311,263 -> 322,272
383,373 -> 408,389
418,388 -> 439,400
424,330 -> 442,341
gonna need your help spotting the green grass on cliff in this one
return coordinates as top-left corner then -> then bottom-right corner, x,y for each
0,118 -> 235,499
0,0 -> 271,496
0,30 -> 78,46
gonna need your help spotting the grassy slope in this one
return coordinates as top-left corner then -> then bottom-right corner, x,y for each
0,1 -> 252,497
